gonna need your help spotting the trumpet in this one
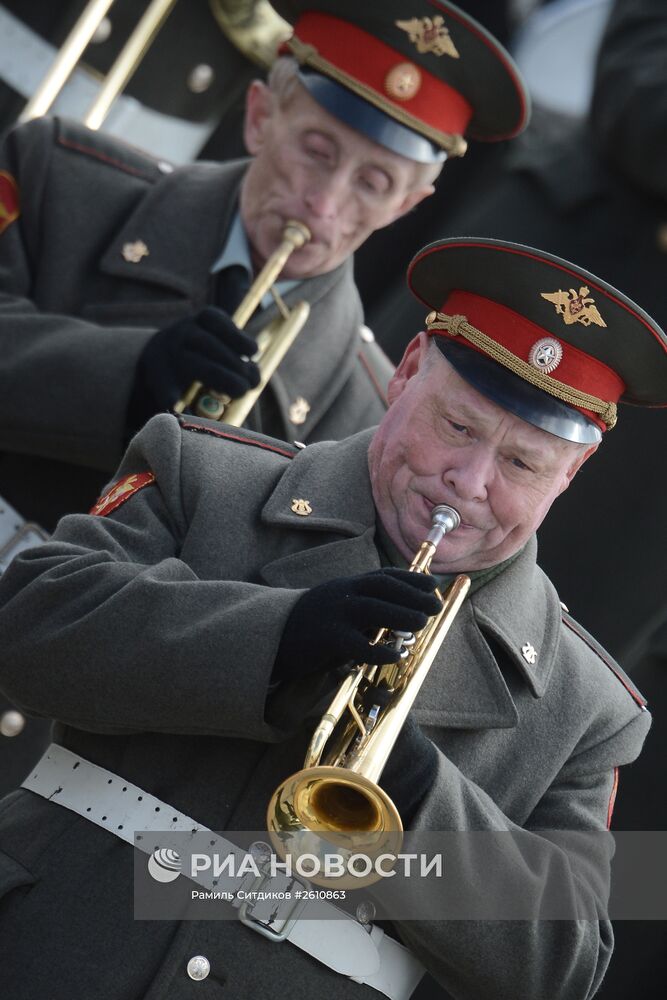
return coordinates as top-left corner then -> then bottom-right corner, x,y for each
267,505 -> 471,887
173,219 -> 311,423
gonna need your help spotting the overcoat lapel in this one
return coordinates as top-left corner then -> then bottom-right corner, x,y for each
96,157 -> 364,438
98,159 -> 246,304
471,536 -> 562,699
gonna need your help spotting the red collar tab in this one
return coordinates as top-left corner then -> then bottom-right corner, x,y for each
0,171 -> 20,235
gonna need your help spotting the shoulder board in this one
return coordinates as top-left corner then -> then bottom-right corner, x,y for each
561,610 -> 647,709
55,118 -> 165,184
177,416 -> 298,460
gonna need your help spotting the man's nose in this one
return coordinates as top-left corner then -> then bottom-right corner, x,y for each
442,448 -> 491,504
304,170 -> 348,219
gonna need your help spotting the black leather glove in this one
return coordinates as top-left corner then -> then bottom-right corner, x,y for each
273,568 -> 442,682
380,715 -> 438,826
125,306 -> 260,434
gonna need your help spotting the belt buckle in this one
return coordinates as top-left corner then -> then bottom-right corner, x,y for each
237,865 -> 309,942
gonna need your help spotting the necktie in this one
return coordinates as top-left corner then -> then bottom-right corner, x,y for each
211,263 -> 251,315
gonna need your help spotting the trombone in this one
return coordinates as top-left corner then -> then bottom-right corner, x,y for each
173,219 -> 311,424
267,505 -> 471,887
19,0 -> 178,129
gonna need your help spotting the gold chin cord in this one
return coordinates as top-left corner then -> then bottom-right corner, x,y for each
267,505 -> 471,888
173,220 -> 311,424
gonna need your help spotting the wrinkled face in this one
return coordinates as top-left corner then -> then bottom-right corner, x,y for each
368,336 -> 597,573
239,81 -> 436,278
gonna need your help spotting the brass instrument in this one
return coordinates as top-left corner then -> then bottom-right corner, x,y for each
209,0 -> 291,69
18,0 -> 287,129
173,219 -> 311,424
19,0 -> 178,129
267,505 -> 471,887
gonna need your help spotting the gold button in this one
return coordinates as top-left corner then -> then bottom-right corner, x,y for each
188,64 -> 215,94
656,222 -> 667,253
186,955 -> 210,981
0,709 -> 25,737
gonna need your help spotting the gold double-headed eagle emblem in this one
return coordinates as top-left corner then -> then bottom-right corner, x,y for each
395,15 -> 460,58
540,287 -> 607,328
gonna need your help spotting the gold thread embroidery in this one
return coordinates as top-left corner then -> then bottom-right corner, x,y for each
287,36 -> 467,157
540,287 -> 607,328
425,312 -> 617,428
395,16 -> 460,58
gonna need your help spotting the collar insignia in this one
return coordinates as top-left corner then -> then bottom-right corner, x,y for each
289,397 -> 311,426
291,498 -> 312,516
122,240 -> 150,263
521,642 -> 537,665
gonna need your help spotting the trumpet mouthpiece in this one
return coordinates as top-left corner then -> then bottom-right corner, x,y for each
428,504 -> 461,544
284,220 -> 311,248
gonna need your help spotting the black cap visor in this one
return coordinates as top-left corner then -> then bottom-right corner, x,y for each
435,338 -> 602,444
299,70 -> 446,163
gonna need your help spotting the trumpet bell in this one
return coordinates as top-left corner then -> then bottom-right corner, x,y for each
267,765 -> 403,888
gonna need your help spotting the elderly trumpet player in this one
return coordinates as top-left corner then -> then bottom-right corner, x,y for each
0,1 -> 529,533
0,237 -> 663,1000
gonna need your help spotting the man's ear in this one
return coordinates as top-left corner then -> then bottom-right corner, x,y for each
557,441 -> 600,496
387,331 -> 430,404
388,183 -> 436,224
243,80 -> 274,155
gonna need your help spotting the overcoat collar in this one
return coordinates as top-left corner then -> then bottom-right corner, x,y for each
259,431 -> 562,729
97,158 -> 362,440
99,158 -> 246,300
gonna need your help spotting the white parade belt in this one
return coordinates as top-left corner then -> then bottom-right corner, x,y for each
23,744 -> 425,1000
0,494 -> 48,575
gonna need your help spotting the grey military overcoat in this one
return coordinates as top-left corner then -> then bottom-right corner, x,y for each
0,115 -> 392,528
0,416 -> 650,1000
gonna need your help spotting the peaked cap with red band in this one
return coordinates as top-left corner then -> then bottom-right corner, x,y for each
272,1 -> 530,161
407,238 -> 667,443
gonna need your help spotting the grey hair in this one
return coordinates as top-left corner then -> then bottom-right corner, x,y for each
266,55 -> 303,108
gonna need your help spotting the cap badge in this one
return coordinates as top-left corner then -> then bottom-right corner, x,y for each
528,338 -> 563,375
385,62 -> 422,101
289,396 -> 311,426
291,498 -> 312,517
541,287 -> 607,328
395,16 -> 460,59
122,240 -> 150,263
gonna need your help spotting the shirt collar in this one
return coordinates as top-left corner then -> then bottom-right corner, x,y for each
210,212 -> 300,310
